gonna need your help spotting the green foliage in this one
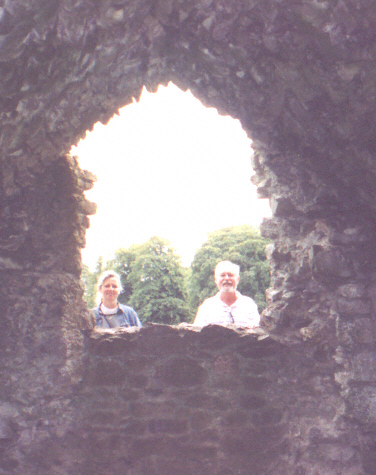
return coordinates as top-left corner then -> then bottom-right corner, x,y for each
81,227 -> 271,324
106,248 -> 136,305
80,257 -> 105,308
188,225 -> 271,314
109,236 -> 191,325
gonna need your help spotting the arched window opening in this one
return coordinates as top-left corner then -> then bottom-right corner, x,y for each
71,82 -> 272,323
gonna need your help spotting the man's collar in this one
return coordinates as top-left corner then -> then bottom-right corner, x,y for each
216,290 -> 240,305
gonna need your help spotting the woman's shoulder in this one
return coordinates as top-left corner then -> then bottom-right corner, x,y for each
118,303 -> 136,314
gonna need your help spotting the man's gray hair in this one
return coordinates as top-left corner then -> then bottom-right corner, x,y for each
214,261 -> 240,278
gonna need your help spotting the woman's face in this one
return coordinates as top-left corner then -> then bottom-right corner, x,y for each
100,276 -> 120,308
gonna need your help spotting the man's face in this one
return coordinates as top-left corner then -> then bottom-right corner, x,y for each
215,269 -> 239,293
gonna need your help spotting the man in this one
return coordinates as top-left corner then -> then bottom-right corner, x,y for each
194,261 -> 260,328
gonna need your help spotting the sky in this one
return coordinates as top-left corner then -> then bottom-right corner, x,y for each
71,82 -> 271,270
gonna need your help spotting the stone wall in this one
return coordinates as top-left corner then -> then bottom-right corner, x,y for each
3,323 -> 361,475
2,0 -> 376,473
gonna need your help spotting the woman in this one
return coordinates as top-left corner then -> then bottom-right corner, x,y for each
92,271 -> 142,329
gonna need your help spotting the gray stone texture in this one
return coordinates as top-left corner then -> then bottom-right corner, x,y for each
1,0 -> 376,473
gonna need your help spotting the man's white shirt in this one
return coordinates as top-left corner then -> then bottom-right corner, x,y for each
194,291 -> 260,328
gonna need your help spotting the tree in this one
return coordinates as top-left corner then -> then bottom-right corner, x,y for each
188,225 -> 271,315
107,248 -> 137,305
80,257 -> 104,308
108,236 -> 191,325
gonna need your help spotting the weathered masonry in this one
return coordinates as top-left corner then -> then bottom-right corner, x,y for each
2,1 -> 376,473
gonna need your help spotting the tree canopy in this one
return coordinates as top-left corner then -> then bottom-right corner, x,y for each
80,257 -> 105,309
107,236 -> 191,325
188,225 -> 271,314
81,226 -> 271,325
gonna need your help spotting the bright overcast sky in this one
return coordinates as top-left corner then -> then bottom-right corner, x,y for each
71,82 -> 271,270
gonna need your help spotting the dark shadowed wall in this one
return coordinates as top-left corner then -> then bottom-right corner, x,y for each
2,0 -> 376,473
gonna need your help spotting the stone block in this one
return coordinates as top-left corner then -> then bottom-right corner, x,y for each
86,410 -> 117,426
0,456 -> 19,472
128,374 -> 148,388
154,456 -> 218,475
337,318 -> 375,346
85,360 -> 128,386
179,443 -> 218,459
337,283 -> 365,299
193,429 -> 220,443
156,357 -> 208,387
251,408 -> 283,425
236,338 -> 281,359
336,297 -> 371,316
242,376 -> 271,391
239,395 -> 267,410
309,247 -> 354,283
130,401 -> 176,418
186,393 -> 229,411
347,386 -> 376,425
190,411 -> 214,430
120,418 -> 147,436
221,410 -> 249,427
222,425 -> 286,456
86,333 -> 138,356
352,352 -> 376,382
306,442 -> 357,465
148,418 -> 188,434
130,436 -> 176,458
198,325 -> 241,349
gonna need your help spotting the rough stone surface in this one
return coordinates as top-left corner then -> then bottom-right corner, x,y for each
2,0 -> 376,473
